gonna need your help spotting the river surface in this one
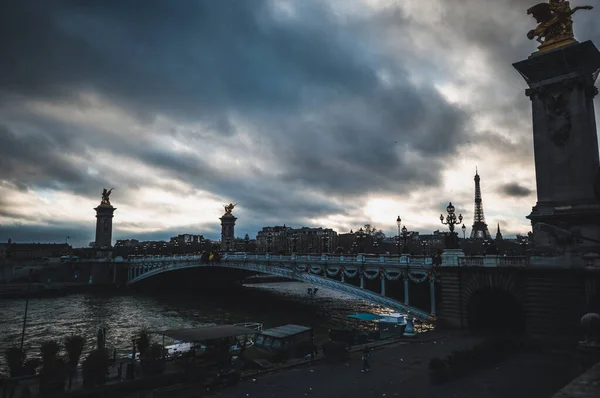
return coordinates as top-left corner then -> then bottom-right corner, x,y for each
0,282 -> 396,374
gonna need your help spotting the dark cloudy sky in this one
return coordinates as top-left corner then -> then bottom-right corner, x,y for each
1,0 -> 599,247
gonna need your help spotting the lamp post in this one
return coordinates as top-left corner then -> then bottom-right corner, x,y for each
373,239 -> 379,255
401,225 -> 409,254
356,228 -> 365,253
440,202 -> 463,249
519,237 -> 529,255
461,224 -> 466,240
482,239 -> 492,255
421,240 -> 429,256
244,234 -> 249,252
396,216 -> 402,255
321,235 -> 329,254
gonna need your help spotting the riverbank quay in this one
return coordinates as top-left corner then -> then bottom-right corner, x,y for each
0,331 -> 447,398
208,331 -> 583,398
1,331 -> 586,398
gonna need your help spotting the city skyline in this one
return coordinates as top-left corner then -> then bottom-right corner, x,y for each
1,1 -> 599,248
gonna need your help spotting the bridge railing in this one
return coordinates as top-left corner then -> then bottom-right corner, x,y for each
125,253 -> 434,266
457,255 -> 528,267
124,253 -> 436,272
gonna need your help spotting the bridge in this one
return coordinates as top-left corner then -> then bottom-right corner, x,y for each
126,253 -> 438,323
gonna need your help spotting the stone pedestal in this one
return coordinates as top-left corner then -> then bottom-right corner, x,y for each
220,214 -> 237,251
441,249 -> 465,267
94,204 -> 116,248
513,41 -> 600,253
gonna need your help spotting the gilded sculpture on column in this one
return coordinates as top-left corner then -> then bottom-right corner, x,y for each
223,202 -> 238,215
101,188 -> 114,206
526,0 -> 593,53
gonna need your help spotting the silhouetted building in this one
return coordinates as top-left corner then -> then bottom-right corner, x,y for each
256,226 -> 338,253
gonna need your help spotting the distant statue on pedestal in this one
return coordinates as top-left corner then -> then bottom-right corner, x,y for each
526,0 -> 593,52
223,202 -> 238,216
100,188 -> 114,206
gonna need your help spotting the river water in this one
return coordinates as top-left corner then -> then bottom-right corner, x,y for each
0,282 -> 395,374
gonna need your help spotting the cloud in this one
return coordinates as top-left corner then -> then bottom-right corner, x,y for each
0,0 -> 598,244
498,182 -> 533,198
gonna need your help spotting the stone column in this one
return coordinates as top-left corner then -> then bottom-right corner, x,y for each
341,269 -> 345,283
380,273 -> 386,297
360,273 -> 365,289
220,213 -> 237,252
404,277 -> 409,305
94,204 -> 116,248
513,41 -> 600,253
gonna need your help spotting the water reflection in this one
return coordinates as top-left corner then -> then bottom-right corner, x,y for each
0,282 -> 393,374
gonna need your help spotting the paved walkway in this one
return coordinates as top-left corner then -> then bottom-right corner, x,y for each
209,334 -> 579,398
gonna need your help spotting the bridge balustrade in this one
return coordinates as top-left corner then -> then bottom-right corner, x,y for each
456,256 -> 528,267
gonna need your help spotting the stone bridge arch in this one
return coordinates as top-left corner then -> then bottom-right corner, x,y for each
126,261 -> 435,323
462,271 -> 526,334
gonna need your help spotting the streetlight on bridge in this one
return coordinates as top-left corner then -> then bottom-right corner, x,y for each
461,224 -> 467,240
321,235 -> 329,254
519,236 -> 529,255
373,239 -> 379,255
396,216 -> 402,255
482,239 -> 492,255
401,225 -> 409,254
421,240 -> 429,256
356,228 -> 366,253
440,202 -> 463,249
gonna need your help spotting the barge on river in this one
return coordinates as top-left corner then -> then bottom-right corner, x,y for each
128,322 -> 262,360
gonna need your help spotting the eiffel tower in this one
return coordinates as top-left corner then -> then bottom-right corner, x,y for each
470,168 -> 492,240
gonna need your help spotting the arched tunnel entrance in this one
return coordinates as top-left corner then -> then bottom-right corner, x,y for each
466,289 -> 526,336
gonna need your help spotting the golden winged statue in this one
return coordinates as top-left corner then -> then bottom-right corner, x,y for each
527,0 -> 593,53
101,188 -> 114,206
224,202 -> 238,215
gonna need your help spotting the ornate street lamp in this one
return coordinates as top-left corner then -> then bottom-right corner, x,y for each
244,234 -> 249,252
482,239 -> 492,255
401,225 -> 409,254
396,216 -> 402,255
461,224 -> 467,240
440,202 -> 463,249
356,228 -> 366,253
321,235 -> 329,254
421,240 -> 429,256
519,237 -> 529,255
